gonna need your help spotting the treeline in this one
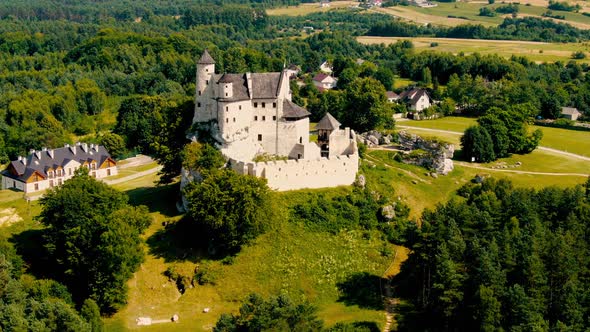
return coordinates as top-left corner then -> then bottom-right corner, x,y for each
395,178 -> 590,331
0,0 -> 299,22
368,17 -> 590,42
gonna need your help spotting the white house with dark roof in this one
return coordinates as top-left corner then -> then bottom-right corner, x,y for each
312,73 -> 338,91
399,88 -> 432,113
192,50 -> 358,191
561,107 -> 581,121
1,142 -> 117,193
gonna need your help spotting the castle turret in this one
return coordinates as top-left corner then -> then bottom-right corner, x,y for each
316,112 -> 341,157
195,50 -> 216,123
218,74 -> 233,99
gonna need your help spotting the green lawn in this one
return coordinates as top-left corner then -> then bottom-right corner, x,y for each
364,149 -> 587,219
398,117 -> 590,157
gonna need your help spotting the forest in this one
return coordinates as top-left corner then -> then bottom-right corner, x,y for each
0,0 -> 589,330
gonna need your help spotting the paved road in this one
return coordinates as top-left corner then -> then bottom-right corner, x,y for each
397,125 -> 590,162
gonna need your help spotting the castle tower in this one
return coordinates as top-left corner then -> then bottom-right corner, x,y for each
194,50 -> 216,123
316,112 -> 341,158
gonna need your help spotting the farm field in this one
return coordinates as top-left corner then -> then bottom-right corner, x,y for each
372,1 -> 590,28
266,0 -> 358,16
397,117 -> 590,157
358,36 -> 590,63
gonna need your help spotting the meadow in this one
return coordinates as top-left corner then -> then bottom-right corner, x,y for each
266,0 -> 358,16
358,36 -> 590,63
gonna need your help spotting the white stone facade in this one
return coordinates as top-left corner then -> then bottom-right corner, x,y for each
192,51 -> 358,191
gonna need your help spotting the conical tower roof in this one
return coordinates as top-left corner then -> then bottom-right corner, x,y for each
316,112 -> 341,130
198,49 -> 215,64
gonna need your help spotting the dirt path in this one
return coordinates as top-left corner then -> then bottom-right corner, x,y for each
397,125 -> 590,162
381,251 -> 398,332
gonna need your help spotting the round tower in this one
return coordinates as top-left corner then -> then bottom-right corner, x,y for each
194,50 -> 216,122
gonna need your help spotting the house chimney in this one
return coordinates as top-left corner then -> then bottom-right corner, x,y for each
42,147 -> 47,151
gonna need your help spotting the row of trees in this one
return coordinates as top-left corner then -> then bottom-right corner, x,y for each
368,17 -> 590,42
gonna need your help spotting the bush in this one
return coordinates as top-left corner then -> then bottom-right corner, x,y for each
572,51 -> 586,59
554,118 -> 575,127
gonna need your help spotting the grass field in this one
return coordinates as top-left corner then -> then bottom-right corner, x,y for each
359,36 -> 590,63
267,0 -> 358,16
397,117 -> 590,157
372,1 -> 590,28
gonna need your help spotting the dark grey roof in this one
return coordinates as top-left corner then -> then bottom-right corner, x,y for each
316,112 -> 341,130
251,73 -> 281,99
399,88 -> 430,105
4,144 -> 113,182
214,74 -> 250,101
198,50 -> 215,64
282,100 -> 310,119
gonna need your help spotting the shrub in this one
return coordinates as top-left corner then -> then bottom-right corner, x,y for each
572,51 -> 586,59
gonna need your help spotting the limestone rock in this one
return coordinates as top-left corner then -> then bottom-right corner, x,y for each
355,174 -> 366,188
381,205 -> 396,221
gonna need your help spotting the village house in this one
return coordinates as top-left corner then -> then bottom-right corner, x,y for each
561,107 -> 582,121
386,91 -> 400,103
313,73 -> 338,91
286,64 -> 301,79
191,50 -> 358,191
398,88 -> 432,117
319,0 -> 330,7
1,142 -> 117,193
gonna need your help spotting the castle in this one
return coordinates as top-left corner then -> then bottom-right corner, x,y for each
192,50 -> 358,191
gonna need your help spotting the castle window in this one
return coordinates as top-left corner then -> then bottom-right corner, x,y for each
225,93 -> 228,97
254,102 -> 258,108
233,117 -> 236,122
226,118 -> 228,123
198,91 -> 201,96
262,102 -> 266,108
258,134 -> 262,141
273,102 -> 277,108
198,102 -> 201,107
206,80 -> 209,85
239,105 -> 242,110
262,116 -> 266,121
273,116 -> 276,121
206,68 -> 209,72
226,106 -> 228,112
254,116 -> 258,121
299,137 -> 302,144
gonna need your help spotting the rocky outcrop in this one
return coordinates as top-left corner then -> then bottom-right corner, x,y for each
397,131 -> 455,175
357,130 -> 394,148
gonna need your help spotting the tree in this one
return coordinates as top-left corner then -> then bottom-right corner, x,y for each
181,141 -> 225,175
80,299 -> 103,332
461,125 -> 496,162
184,169 -> 275,254
343,77 -> 394,132
214,293 -> 324,332
39,169 -> 151,313
98,133 -> 126,159
477,113 -> 510,158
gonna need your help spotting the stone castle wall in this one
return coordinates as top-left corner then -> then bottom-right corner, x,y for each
228,153 -> 359,191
